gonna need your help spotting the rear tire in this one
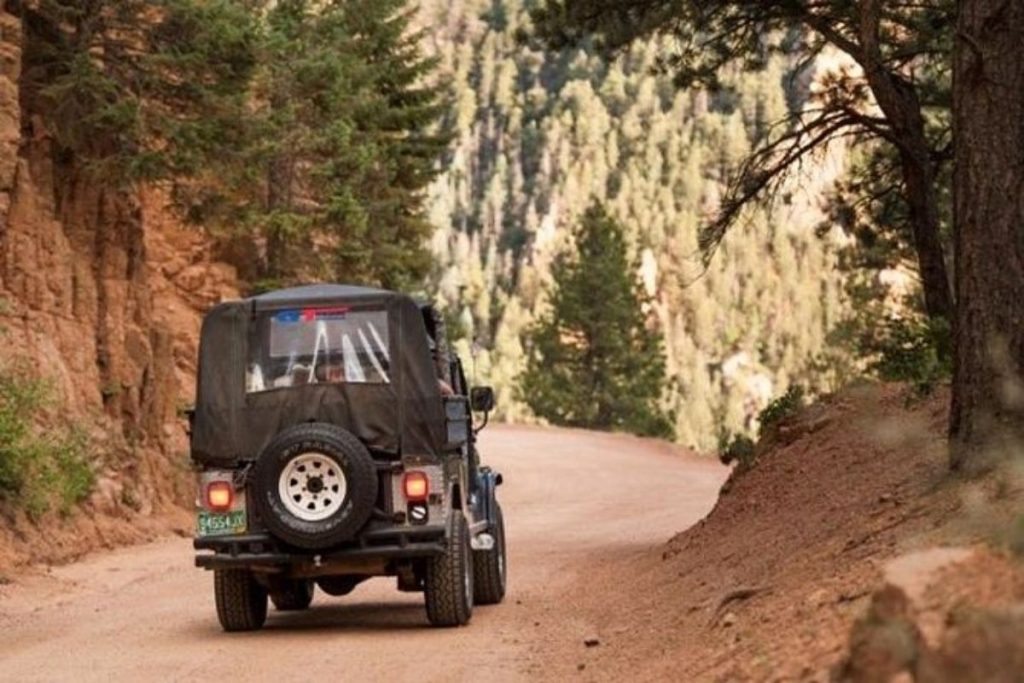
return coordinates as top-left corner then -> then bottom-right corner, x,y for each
214,569 -> 268,632
473,502 -> 507,605
424,511 -> 473,627
269,578 -> 314,611
252,423 -> 378,550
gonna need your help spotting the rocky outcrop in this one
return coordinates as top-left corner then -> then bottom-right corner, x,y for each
0,6 -> 240,566
834,549 -> 1024,683
0,6 -> 20,225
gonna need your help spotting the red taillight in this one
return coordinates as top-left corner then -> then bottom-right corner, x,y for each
403,471 -> 429,502
205,481 -> 234,512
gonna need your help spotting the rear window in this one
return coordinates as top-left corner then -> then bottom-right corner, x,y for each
246,307 -> 391,393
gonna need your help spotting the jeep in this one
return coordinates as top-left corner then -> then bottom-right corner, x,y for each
189,284 -> 506,631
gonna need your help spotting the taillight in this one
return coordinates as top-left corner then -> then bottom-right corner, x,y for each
205,481 -> 234,512
403,471 -> 429,502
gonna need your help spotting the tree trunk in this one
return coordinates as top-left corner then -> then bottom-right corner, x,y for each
264,153 -> 293,281
856,0 -> 954,320
949,0 -> 1024,470
894,142 -> 955,322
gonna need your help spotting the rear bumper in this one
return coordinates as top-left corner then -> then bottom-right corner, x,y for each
193,523 -> 447,571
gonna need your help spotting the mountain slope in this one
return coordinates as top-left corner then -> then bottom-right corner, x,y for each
420,0 -> 850,449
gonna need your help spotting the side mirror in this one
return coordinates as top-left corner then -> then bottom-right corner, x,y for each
470,386 -> 495,413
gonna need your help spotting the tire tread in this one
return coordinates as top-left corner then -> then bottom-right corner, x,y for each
214,569 -> 268,632
424,512 -> 473,627
253,423 -> 378,550
473,503 -> 506,605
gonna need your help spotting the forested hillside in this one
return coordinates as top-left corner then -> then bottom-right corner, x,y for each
419,0 -> 850,449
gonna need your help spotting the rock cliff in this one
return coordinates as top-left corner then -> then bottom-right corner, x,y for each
0,6 -> 239,567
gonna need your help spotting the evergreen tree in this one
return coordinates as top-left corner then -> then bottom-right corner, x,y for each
23,0 -> 257,182
23,0 -> 448,291
195,0 -> 449,289
519,204 -> 674,438
950,0 -> 1024,469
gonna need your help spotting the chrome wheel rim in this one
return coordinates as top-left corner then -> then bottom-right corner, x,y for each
278,452 -> 346,522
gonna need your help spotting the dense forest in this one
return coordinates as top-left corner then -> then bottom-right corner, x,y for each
419,0 -> 852,450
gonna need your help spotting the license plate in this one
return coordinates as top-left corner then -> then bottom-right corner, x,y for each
197,509 -> 247,537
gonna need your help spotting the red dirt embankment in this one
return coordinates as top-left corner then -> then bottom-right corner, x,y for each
546,383 -> 1023,681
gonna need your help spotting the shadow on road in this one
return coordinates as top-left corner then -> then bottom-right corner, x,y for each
181,601 -> 432,637
269,601 -> 428,631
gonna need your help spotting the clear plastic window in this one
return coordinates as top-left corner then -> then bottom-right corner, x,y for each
246,307 -> 391,393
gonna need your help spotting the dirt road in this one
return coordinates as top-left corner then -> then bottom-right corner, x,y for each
0,425 -> 725,682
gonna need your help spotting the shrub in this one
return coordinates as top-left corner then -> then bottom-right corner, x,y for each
758,384 -> 806,430
870,316 -> 952,395
717,431 -> 757,469
0,368 -> 94,518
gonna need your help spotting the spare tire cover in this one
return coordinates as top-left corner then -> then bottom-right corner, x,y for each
253,423 -> 377,549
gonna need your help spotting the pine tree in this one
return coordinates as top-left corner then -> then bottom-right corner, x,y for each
200,0 -> 449,289
950,0 -> 1024,469
23,0 -> 257,182
23,0 -> 447,290
519,204 -> 674,438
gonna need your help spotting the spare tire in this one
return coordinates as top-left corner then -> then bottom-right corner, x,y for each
252,423 -> 377,549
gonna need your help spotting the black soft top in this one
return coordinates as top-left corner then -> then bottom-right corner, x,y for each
190,284 -> 447,467
249,283 -> 390,306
